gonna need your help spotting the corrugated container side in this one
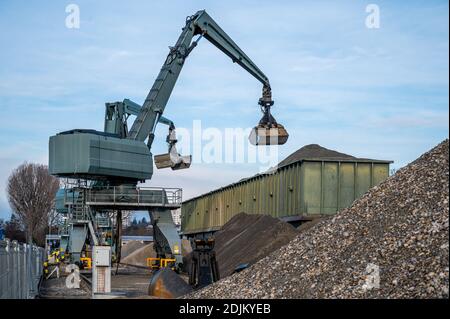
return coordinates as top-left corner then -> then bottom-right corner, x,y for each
181,159 -> 391,235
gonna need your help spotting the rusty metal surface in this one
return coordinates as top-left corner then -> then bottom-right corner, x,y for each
148,268 -> 192,298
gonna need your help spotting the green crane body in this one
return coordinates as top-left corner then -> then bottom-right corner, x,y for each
48,10 -> 288,275
49,10 -> 288,183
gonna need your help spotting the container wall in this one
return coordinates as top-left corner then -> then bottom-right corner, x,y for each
356,163 -> 372,198
181,160 -> 390,235
339,163 -> 355,209
323,162 -> 339,214
301,162 -> 322,214
373,163 -> 390,186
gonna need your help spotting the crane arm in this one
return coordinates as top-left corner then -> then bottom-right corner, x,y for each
128,10 -> 281,144
127,12 -> 196,142
194,11 -> 271,89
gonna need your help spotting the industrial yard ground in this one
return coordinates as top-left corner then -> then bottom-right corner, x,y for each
39,265 -> 156,299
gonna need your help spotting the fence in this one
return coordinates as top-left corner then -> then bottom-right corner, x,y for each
0,239 -> 45,299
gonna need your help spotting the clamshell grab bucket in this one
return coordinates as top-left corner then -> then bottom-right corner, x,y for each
154,148 -> 192,170
249,123 -> 289,146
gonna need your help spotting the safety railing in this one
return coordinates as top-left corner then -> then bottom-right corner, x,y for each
0,239 -> 44,299
71,210 -> 88,221
58,225 -> 70,236
84,186 -> 182,207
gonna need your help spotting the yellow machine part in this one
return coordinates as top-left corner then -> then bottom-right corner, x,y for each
80,257 -> 92,269
46,249 -> 64,264
147,257 -> 161,269
146,257 -> 176,270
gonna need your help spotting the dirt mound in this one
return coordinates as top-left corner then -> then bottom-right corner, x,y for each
213,213 -> 298,278
121,241 -> 146,259
181,239 -> 192,257
122,243 -> 156,267
189,139 -> 449,298
39,276 -> 91,299
278,144 -> 355,167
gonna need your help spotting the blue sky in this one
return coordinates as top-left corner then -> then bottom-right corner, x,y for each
0,1 -> 448,220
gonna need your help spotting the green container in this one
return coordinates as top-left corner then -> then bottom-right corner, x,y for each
181,158 -> 392,235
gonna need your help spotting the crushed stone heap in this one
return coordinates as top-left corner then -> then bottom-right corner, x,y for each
121,243 -> 156,267
188,139 -> 449,299
213,213 -> 298,278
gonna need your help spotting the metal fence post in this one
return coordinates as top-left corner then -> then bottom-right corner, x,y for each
0,239 -> 44,299
10,240 -> 17,298
22,243 -> 27,298
0,239 -> 11,298
17,243 -> 21,299
21,243 -> 25,299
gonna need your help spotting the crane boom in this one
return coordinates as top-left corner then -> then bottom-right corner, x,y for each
195,11 -> 270,88
128,10 -> 284,145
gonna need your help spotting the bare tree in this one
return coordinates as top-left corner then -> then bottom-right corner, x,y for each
7,162 -> 59,245
3,214 -> 26,243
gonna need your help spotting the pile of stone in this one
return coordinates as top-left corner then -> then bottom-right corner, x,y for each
277,143 -> 356,167
121,241 -> 146,259
213,213 -> 299,278
188,140 -> 449,298
121,243 -> 156,267
182,213 -> 298,278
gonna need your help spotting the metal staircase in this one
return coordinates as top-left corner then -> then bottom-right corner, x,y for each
70,189 -> 88,222
67,188 -> 101,246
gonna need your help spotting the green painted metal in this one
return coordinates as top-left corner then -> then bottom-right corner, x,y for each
49,130 -> 153,181
128,9 -> 273,143
181,158 -> 392,235
48,10 -> 281,270
49,10 -> 281,182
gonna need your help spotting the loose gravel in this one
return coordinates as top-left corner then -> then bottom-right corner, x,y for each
188,139 -> 449,299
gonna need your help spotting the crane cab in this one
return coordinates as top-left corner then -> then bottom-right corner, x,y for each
49,129 -> 153,182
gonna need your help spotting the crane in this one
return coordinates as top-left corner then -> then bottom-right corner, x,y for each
128,10 -> 288,151
48,10 -> 288,280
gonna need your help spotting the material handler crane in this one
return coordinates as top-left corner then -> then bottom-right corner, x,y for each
49,10 -> 288,280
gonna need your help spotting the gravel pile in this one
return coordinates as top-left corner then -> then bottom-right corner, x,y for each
121,243 -> 156,267
182,213 -> 298,277
121,241 -> 146,259
188,139 -> 449,299
39,276 -> 91,299
213,213 -> 298,278
277,144 -> 355,167
181,239 -> 192,257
